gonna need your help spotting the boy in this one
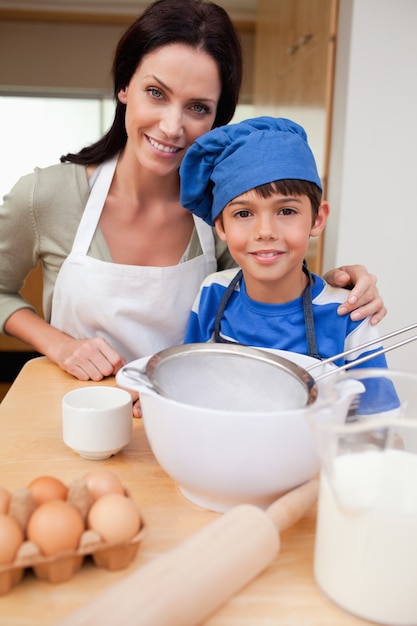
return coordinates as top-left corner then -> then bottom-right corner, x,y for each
179,116 -> 387,370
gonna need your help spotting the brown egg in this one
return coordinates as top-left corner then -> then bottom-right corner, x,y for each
0,513 -> 24,565
27,500 -> 85,556
83,469 -> 124,501
87,493 -> 140,543
28,476 -> 68,506
0,487 -> 11,514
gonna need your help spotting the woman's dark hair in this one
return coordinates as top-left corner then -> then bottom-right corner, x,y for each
255,180 -> 322,221
61,0 -> 242,165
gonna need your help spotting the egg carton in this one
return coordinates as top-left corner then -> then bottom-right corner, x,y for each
0,479 -> 146,595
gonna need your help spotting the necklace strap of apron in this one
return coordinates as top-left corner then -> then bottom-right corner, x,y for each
192,216 -> 216,257
71,154 -> 118,255
302,260 -> 321,360
213,269 -> 243,343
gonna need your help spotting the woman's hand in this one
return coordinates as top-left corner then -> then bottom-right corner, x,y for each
5,309 -> 127,379
58,337 -> 144,417
54,336 -> 127,381
55,336 -> 147,416
4,309 -> 143,413
323,264 -> 387,326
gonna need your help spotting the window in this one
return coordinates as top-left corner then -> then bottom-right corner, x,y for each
0,95 -> 114,200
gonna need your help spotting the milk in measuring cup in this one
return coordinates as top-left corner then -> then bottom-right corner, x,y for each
314,449 -> 417,625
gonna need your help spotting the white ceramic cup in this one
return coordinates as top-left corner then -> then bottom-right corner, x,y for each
62,386 -> 132,460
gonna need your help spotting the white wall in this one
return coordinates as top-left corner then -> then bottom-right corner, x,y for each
323,0 -> 417,371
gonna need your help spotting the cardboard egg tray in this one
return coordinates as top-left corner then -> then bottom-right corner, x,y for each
0,479 -> 145,595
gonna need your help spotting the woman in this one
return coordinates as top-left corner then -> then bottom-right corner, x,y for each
0,0 -> 385,416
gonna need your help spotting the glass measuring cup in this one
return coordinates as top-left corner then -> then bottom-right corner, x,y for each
309,369 -> 417,626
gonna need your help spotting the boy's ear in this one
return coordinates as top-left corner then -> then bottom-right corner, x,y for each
310,201 -> 330,237
214,216 -> 227,241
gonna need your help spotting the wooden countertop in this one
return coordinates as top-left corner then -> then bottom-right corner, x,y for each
0,357 -> 370,626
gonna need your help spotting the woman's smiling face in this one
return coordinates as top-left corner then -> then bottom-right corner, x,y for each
118,43 -> 221,177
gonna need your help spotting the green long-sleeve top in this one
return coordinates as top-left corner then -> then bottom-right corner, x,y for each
0,161 -> 234,334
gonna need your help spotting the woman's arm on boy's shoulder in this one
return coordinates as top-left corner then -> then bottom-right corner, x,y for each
323,264 -> 386,326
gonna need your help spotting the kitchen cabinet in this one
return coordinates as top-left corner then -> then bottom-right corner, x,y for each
253,0 -> 338,273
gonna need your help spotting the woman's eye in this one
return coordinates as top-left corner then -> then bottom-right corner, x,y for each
147,87 -> 163,99
191,103 -> 210,115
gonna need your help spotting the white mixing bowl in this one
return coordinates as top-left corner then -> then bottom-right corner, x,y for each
117,349 -> 359,512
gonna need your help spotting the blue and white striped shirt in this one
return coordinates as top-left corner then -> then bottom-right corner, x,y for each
184,268 -> 388,370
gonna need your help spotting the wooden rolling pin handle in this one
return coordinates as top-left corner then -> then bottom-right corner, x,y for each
266,478 -> 319,531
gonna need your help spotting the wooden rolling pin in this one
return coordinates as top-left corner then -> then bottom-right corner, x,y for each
57,479 -> 318,626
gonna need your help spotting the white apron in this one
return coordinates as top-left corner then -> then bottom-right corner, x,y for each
51,155 -> 216,362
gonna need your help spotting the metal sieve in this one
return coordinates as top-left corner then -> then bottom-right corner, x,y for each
122,323 -> 417,413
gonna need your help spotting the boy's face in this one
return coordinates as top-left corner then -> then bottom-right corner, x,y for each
214,189 -> 329,303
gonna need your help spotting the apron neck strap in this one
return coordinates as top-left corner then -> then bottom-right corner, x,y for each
302,260 -> 321,360
214,269 -> 243,343
71,154 -> 119,255
192,215 -> 215,256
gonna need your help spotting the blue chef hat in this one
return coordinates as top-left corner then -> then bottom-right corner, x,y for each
179,116 -> 322,226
